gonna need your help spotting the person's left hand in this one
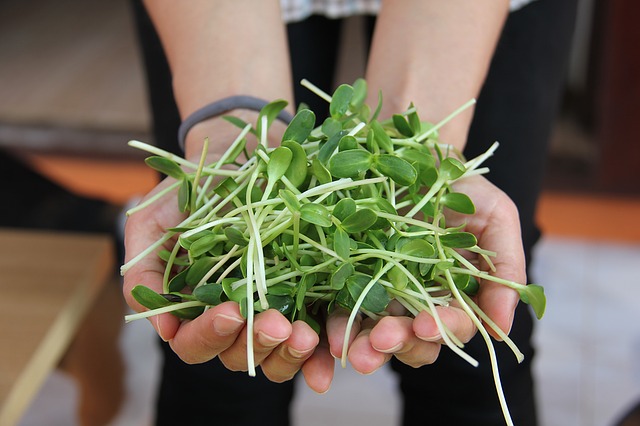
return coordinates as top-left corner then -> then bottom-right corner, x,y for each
325,174 -> 524,373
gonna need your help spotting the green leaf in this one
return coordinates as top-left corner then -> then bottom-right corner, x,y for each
440,192 -> 476,214
256,99 -> 288,137
279,189 -> 301,212
168,269 -> 188,292
267,146 -> 293,182
330,84 -> 354,118
239,184 -> 263,204
311,158 -> 332,184
328,149 -> 373,178
321,117 -> 343,138
145,156 -> 185,179
359,198 -> 397,229
340,208 -> 377,233
189,233 -> 220,257
224,227 -> 248,247
333,227 -> 351,260
296,276 -> 309,310
185,256 -> 217,287
398,238 -> 435,258
371,90 -> 383,122
300,203 -> 333,227
281,140 -> 309,188
439,157 -> 466,181
370,120 -> 394,153
374,154 -> 417,186
131,285 -> 171,311
336,286 -> 356,311
338,134 -> 358,151
439,232 -> 477,248
399,148 -> 438,186
346,274 -> 390,313
318,130 -> 347,164
282,109 -> 315,143
332,198 -> 357,222
518,284 -> 546,319
436,260 -> 454,271
350,78 -> 367,110
452,274 -> 479,296
223,115 -> 252,133
158,249 -> 188,266
213,177 -> 239,198
407,103 -> 421,134
222,278 -> 245,303
387,265 -> 409,290
178,229 -> 209,250
266,283 -> 294,296
178,178 -> 191,212
193,283 -> 224,305
330,262 -> 354,290
392,114 -> 414,137
239,297 -> 249,319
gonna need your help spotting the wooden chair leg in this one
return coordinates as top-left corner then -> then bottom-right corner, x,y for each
59,277 -> 126,426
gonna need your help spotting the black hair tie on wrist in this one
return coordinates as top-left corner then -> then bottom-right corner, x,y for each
177,95 -> 294,152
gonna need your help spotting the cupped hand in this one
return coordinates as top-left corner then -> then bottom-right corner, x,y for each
326,174 -> 524,373
122,175 -> 334,393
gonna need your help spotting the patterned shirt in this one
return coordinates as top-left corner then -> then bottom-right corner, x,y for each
281,0 -> 537,23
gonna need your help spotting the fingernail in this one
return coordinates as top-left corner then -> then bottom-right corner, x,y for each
373,342 -> 404,354
213,314 -> 244,336
287,346 -> 314,359
417,332 -> 441,342
257,331 -> 287,347
154,316 -> 168,342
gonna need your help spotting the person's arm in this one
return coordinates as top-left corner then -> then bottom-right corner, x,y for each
366,0 -> 509,151
327,0 -> 524,372
142,0 -> 294,159
123,0 -> 333,392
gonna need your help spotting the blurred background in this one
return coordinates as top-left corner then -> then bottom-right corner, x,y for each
1,0 -> 639,425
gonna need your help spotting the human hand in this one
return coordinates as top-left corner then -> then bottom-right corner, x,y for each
122,175 -> 335,392
325,174 -> 523,373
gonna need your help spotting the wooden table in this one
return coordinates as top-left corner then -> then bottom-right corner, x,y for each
0,228 -> 122,426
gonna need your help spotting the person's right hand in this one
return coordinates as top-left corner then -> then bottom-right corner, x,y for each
122,174 -> 335,393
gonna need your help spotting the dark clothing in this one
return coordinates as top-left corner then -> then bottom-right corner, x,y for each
130,0 -> 578,424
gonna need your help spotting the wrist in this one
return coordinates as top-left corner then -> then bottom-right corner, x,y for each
183,109 -> 289,162
179,95 -> 294,155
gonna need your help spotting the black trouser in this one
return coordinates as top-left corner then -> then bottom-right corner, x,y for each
130,1 -> 577,424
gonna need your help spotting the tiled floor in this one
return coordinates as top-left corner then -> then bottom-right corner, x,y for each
16,232 -> 640,426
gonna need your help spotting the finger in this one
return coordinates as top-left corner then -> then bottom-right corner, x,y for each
260,320 -> 320,383
301,335 -> 335,394
219,309 -> 292,371
413,306 -> 477,345
478,282 -> 520,340
167,301 -> 245,364
326,308 -> 362,359
474,195 -> 523,339
369,316 -> 441,368
347,324 -> 392,375
122,177 -> 185,341
453,176 -> 524,339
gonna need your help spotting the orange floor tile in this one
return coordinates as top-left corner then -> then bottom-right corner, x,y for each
536,191 -> 640,243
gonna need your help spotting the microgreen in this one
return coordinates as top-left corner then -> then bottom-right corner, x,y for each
123,79 -> 546,426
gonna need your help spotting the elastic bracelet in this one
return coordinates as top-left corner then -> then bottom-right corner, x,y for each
177,95 -> 294,152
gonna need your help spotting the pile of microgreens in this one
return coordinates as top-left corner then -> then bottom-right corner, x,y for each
122,79 -> 545,426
